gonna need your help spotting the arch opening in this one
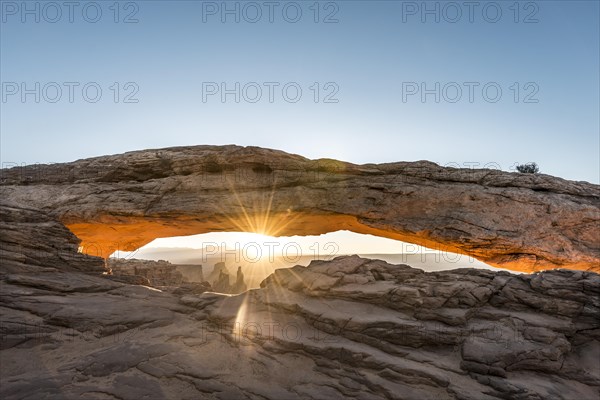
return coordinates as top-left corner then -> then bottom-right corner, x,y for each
69,211 -> 501,266
103,230 -> 504,294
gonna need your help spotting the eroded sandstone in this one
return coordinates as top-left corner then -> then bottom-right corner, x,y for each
1,252 -> 599,399
0,201 -> 105,276
1,145 -> 598,272
1,201 -> 599,399
108,258 -> 187,287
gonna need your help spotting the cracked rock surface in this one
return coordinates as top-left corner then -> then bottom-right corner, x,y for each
0,159 -> 600,400
1,204 -> 598,400
1,145 -> 599,272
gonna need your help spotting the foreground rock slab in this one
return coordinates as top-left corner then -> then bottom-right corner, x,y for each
1,145 -> 599,272
2,254 -> 599,400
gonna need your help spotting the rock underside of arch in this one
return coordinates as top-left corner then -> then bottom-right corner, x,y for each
1,145 -> 598,273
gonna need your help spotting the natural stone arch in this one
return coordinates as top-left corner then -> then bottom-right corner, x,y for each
1,145 -> 598,273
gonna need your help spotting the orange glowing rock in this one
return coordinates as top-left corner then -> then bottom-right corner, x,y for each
1,145 -> 598,273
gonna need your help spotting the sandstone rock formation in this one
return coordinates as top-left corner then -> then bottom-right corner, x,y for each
0,201 -> 105,276
176,263 -> 204,283
207,261 -> 230,285
211,269 -> 244,295
108,258 -> 186,287
205,262 -> 249,294
213,269 -> 232,293
1,250 -> 598,399
1,201 -> 599,399
233,266 -> 248,293
1,145 -> 598,273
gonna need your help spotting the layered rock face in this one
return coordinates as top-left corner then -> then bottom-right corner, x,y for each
1,253 -> 598,399
206,262 -> 249,294
107,258 -> 186,286
176,264 -> 204,283
1,145 -> 598,272
0,202 -> 105,276
3,146 -> 599,399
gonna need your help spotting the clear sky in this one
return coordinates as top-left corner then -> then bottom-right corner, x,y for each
1,0 -> 599,183
131,230 -> 435,256
114,230 -> 498,272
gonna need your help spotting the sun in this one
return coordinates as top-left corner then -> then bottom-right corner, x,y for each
226,232 -> 289,262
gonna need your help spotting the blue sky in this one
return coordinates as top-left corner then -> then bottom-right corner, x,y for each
1,0 -> 599,183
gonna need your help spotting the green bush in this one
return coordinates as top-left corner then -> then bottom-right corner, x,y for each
516,162 -> 539,174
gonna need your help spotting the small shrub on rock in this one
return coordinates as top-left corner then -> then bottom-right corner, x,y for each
516,163 -> 539,174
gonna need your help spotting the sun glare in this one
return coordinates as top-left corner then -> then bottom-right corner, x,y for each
140,230 -> 432,257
